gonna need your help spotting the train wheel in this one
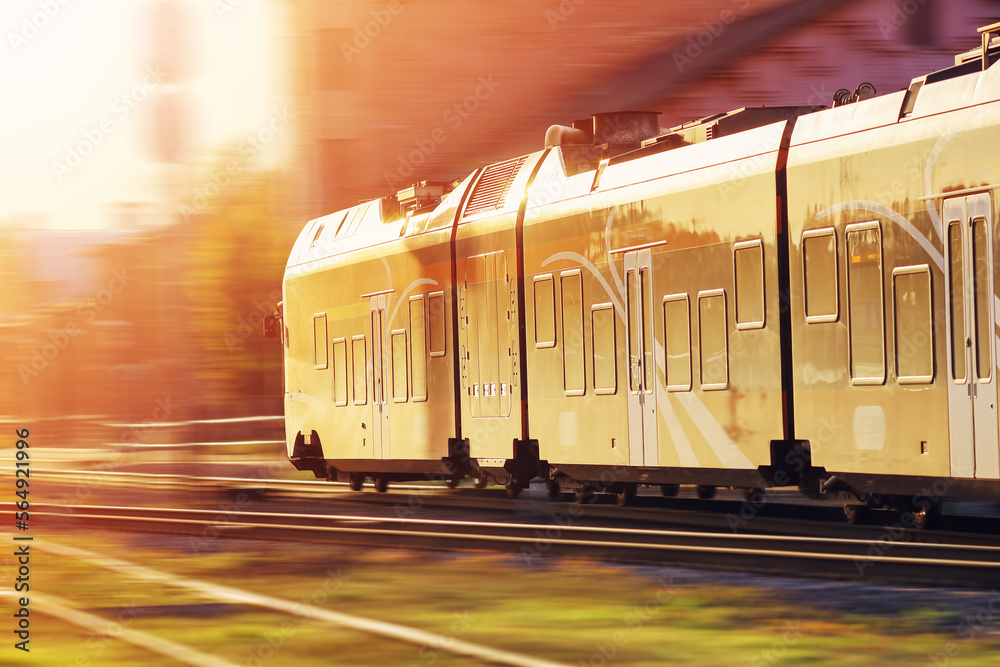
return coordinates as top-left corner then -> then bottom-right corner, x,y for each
445,475 -> 461,489
373,476 -> 388,493
743,487 -> 766,504
574,485 -> 596,504
843,503 -> 864,524
696,485 -> 716,500
547,480 -> 561,500
909,499 -> 935,530
348,473 -> 364,491
660,484 -> 679,497
616,483 -> 637,507
505,482 -> 523,499
473,475 -> 489,489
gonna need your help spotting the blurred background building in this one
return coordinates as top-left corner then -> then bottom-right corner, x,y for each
2,0 -> 999,442
292,0 -> 1000,210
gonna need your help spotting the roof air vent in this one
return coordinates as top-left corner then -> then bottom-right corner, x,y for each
463,156 -> 527,217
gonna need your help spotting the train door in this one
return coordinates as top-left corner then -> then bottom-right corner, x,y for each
944,194 -> 1000,479
624,249 -> 658,466
463,251 -> 511,419
369,294 -> 390,458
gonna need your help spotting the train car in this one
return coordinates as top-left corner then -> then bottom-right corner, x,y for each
520,108 -> 817,503
272,22 -> 1000,518
453,151 -> 548,493
787,24 -> 1000,518
280,177 -> 478,489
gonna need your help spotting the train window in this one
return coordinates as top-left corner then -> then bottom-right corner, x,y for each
734,240 -> 765,329
337,208 -> 359,238
698,290 -> 728,390
391,330 -> 408,402
372,311 -> 383,405
846,223 -> 885,385
496,252 -> 512,418
347,203 -> 371,236
663,294 -> 692,392
893,266 -> 934,384
332,338 -> 348,406
640,268 -> 654,392
534,275 -> 556,348
973,217 -> 992,382
591,303 -> 616,395
309,220 -> 326,249
466,255 -> 485,418
561,270 -> 585,395
332,210 -> 350,237
428,291 -> 446,357
948,220 -> 967,382
352,335 -> 367,405
802,229 -> 839,323
313,314 -> 328,370
627,270 -> 637,393
409,296 -> 428,401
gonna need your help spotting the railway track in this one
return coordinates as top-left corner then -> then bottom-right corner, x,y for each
33,467 -> 1000,537
28,502 -> 1000,587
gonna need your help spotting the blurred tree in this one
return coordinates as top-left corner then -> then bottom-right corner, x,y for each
183,150 -> 297,416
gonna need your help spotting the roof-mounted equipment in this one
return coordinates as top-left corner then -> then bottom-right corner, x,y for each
832,83 -> 876,107
978,21 -> 1000,69
396,181 -> 445,212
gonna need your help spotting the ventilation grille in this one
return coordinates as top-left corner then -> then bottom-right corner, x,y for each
463,156 -> 527,218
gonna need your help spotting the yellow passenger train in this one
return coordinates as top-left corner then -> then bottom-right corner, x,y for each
271,24 -> 1000,522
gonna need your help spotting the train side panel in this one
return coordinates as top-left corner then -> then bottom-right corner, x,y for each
524,123 -> 789,486
283,179 -> 472,478
454,152 -> 548,487
788,64 -> 1000,496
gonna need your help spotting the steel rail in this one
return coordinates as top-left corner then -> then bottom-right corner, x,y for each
30,469 -> 1000,546
29,503 -> 1000,586
32,468 -> 447,491
29,502 -> 1000,551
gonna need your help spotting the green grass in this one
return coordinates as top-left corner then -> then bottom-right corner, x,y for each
15,530 -> 1000,666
